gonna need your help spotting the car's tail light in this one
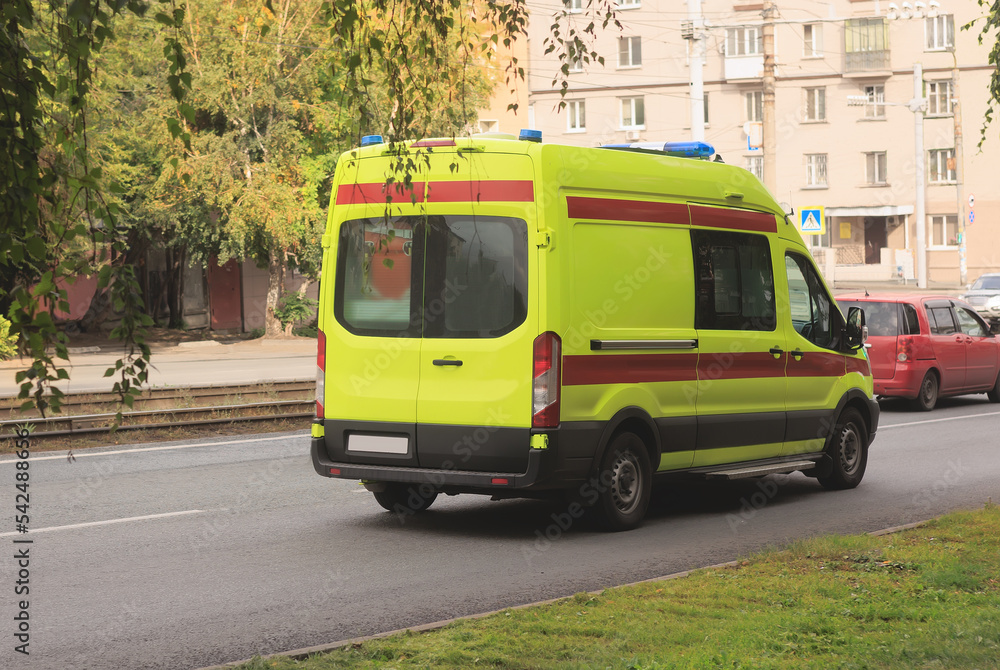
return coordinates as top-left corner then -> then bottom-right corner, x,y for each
316,329 -> 326,419
532,332 -> 561,428
896,335 -> 913,363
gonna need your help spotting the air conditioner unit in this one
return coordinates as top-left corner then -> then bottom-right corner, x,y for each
625,129 -> 641,141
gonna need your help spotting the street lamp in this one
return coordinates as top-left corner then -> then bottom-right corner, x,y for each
848,72 -> 929,288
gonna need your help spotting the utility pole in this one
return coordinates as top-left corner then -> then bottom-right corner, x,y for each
952,52 -> 967,286
761,0 -> 777,194
913,63 -> 928,289
687,0 -> 706,142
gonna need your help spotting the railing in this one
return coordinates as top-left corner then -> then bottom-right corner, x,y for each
845,49 -> 891,72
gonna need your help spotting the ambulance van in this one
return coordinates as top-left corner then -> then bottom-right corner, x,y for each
310,132 -> 878,530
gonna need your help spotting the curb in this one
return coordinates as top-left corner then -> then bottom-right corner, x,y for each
196,519 -> 932,670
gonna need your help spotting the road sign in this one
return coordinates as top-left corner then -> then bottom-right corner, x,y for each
799,207 -> 825,235
969,194 -> 975,209
969,210 -> 975,225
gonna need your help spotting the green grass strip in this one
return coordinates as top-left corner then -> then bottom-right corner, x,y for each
237,504 -> 1000,670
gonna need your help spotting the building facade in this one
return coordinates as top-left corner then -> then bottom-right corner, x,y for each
525,0 -> 999,287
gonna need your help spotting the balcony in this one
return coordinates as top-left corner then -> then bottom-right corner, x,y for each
845,49 -> 891,73
844,17 -> 890,76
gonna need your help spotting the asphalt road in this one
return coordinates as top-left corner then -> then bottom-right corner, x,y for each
2,396 -> 999,669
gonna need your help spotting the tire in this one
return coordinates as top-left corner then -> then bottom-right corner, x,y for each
371,483 -> 437,514
818,407 -> 869,491
593,431 -> 652,532
988,371 -> 1000,403
912,371 -> 939,411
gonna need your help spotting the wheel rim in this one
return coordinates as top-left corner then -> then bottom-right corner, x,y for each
839,423 -> 862,475
610,451 -> 643,514
920,376 -> 936,405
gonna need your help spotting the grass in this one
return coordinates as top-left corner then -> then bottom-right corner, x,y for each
235,504 -> 1000,670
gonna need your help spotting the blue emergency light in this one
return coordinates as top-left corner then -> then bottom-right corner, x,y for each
602,141 -> 715,159
360,135 -> 384,147
519,129 -> 542,143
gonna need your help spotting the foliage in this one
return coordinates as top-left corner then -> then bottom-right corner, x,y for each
275,293 -> 318,328
967,1 -> 1000,147
0,316 -> 17,361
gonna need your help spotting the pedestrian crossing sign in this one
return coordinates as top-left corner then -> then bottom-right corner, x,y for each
799,207 -> 825,236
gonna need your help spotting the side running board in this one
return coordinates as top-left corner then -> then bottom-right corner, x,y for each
703,460 -> 817,480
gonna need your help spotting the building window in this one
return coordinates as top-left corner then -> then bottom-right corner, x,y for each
745,156 -> 763,180
564,0 -> 583,12
703,92 -> 710,125
616,0 -> 640,8
804,87 -> 826,121
620,97 -> 645,129
618,36 -> 642,68
478,119 -> 498,134
865,151 -> 887,185
928,148 -> 956,182
927,80 -> 952,116
726,26 -> 762,57
803,24 -> 822,57
845,17 -> 889,72
745,91 -> 763,122
930,214 -> 958,247
805,154 -> 828,187
528,104 -> 535,129
926,14 -> 955,50
568,53 -> 584,73
864,85 -> 885,119
567,100 -> 586,132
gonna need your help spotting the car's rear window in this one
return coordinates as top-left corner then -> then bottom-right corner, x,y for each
838,300 -> 898,337
335,215 -> 528,338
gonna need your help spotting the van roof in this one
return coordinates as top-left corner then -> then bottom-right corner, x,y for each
342,136 -> 786,218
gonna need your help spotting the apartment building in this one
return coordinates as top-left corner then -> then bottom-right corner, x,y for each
524,0 -> 999,286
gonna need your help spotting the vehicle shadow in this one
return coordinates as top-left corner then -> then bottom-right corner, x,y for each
877,394 -> 994,413
337,472 -> 824,540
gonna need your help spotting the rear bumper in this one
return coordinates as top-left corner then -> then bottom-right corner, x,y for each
873,362 -> 930,399
311,436 -> 557,492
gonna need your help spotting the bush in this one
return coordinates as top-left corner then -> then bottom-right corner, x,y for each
275,293 -> 318,328
0,315 -> 17,361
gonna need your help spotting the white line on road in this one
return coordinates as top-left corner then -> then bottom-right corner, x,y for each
880,409 -> 1000,430
0,510 -> 205,538
0,432 -> 307,464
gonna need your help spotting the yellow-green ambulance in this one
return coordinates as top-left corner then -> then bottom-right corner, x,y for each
310,132 -> 878,531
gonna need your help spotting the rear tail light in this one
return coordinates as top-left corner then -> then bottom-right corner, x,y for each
316,329 -> 326,419
896,335 -> 913,363
532,332 -> 561,428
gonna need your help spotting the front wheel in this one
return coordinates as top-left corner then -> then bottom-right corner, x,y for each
371,483 -> 438,514
912,371 -> 939,411
818,407 -> 869,491
593,432 -> 652,531
988,371 -> 1000,403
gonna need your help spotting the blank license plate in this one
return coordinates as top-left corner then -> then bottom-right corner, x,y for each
347,434 -> 408,455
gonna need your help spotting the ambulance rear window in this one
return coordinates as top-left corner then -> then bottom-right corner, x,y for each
334,216 -> 527,338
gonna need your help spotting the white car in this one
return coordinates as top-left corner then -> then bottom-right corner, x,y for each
962,273 -> 1000,327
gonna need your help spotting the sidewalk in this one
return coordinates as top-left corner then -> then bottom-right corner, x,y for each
0,330 -> 316,396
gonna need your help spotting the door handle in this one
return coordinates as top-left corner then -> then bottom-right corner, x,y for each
768,347 -> 784,357
433,359 -> 463,367
790,349 -> 804,360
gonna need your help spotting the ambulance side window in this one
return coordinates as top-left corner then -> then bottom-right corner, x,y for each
785,253 -> 838,349
692,230 -> 776,331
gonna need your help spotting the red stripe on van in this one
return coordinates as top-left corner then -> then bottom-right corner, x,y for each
562,353 -> 698,385
566,197 -> 689,225
786,351 -> 847,378
690,205 -> 777,233
846,356 -> 871,377
336,180 -> 534,205
696,352 -> 786,380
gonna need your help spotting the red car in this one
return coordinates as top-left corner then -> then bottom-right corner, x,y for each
837,293 -> 1000,411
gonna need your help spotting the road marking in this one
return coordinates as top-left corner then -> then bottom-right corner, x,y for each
0,510 -> 205,538
881,409 -> 1000,430
0,432 -> 307,464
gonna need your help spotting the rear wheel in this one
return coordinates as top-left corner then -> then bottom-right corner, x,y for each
912,371 -> 939,411
818,407 -> 868,490
371,483 -> 438,514
988,371 -> 1000,403
593,431 -> 652,532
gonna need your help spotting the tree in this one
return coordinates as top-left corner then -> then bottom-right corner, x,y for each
968,1 -> 1000,146
1,0 -> 616,413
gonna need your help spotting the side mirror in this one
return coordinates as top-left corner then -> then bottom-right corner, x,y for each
845,306 -> 867,351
